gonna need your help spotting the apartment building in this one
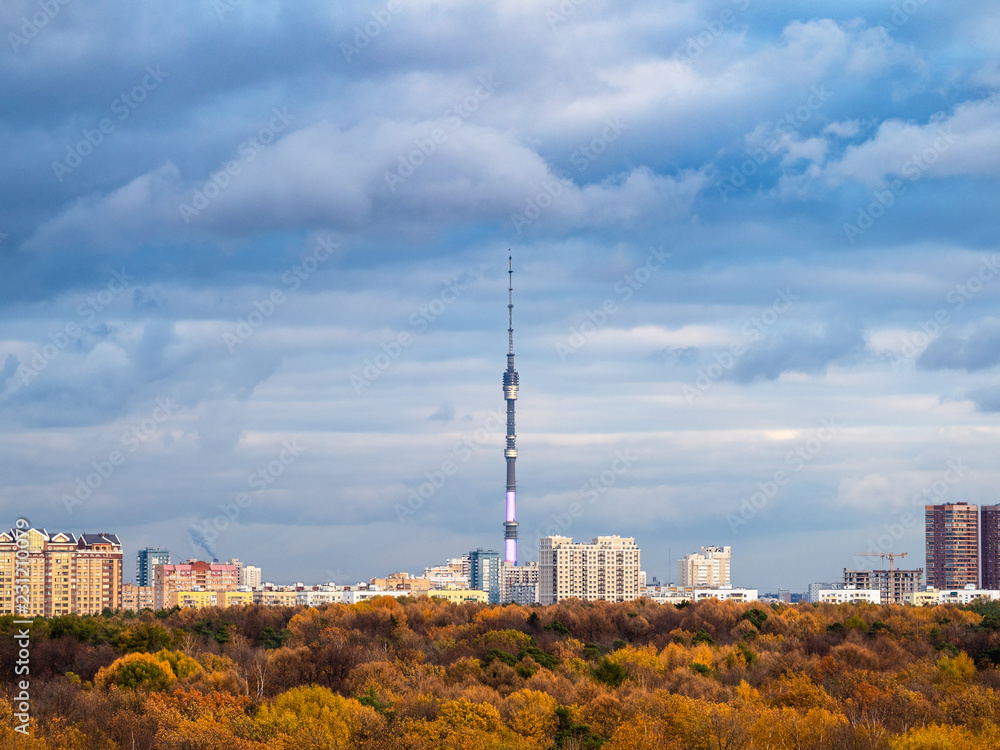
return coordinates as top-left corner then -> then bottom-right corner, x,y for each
538,536 -> 641,604
925,503 -> 979,589
843,568 -> 923,605
154,560 -> 238,609
0,528 -> 122,616
678,546 -> 732,588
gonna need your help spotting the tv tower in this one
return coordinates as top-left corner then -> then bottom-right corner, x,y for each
502,253 -> 519,563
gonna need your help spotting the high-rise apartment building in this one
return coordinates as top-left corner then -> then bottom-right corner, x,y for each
0,528 -> 122,616
468,549 -> 501,604
154,560 -> 238,609
982,505 -> 1000,590
136,547 -> 170,587
925,503 -> 979,589
678,546 -> 731,588
538,536 -> 641,604
242,564 -> 262,589
843,568 -> 923,605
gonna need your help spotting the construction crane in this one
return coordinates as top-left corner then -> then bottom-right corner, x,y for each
855,551 -> 908,575
855,552 -> 909,604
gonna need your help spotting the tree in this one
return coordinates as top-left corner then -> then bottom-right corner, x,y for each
95,652 -> 176,691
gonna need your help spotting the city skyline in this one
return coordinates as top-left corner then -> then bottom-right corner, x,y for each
2,2 -> 1000,591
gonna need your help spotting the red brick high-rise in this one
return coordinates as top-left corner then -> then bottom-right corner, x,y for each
982,505 -> 1000,590
925,503 -> 979,589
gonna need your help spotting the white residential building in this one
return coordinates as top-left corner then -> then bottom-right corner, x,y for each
341,587 -> 410,604
538,536 -> 641,604
817,587 -> 881,605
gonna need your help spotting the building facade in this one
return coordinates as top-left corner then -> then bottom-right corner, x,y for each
678,546 -> 731,588
154,560 -> 238,609
242,565 -> 262,589
429,588 -> 488,604
136,547 -> 170,587
538,536 -> 641,604
122,584 -> 155,612
843,568 -> 923,605
982,505 -> 1000,590
500,560 -> 538,604
469,549 -> 501,604
0,528 -> 122,617
925,503 -> 979,589
817,587 -> 881,605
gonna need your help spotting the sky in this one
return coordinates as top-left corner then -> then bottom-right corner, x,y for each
2,0 -> 999,592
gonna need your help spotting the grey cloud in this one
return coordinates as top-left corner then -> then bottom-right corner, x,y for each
917,318 -> 1000,371
726,323 -> 866,383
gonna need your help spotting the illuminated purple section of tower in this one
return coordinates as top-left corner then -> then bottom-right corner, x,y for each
502,254 -> 519,564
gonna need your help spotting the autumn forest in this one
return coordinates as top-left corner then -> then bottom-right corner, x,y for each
4,597 -> 1000,749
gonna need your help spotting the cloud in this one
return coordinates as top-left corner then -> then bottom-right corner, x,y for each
429,402 -> 456,422
726,323 -> 866,383
917,318 -> 1000,371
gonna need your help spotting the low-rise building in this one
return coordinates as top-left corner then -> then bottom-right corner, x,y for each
297,588 -> 344,607
817,587 -> 881,605
168,589 -> 217,609
253,589 -> 299,607
219,590 -> 254,607
641,585 -> 757,605
936,586 -> 1000,605
341,587 -> 410,604
429,588 -> 488,604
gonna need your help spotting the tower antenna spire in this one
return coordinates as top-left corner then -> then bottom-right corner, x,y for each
502,251 -> 519,564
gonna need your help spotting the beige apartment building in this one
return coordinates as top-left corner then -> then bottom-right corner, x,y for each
678,546 -> 731,588
0,528 -> 122,616
538,535 -> 641,604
